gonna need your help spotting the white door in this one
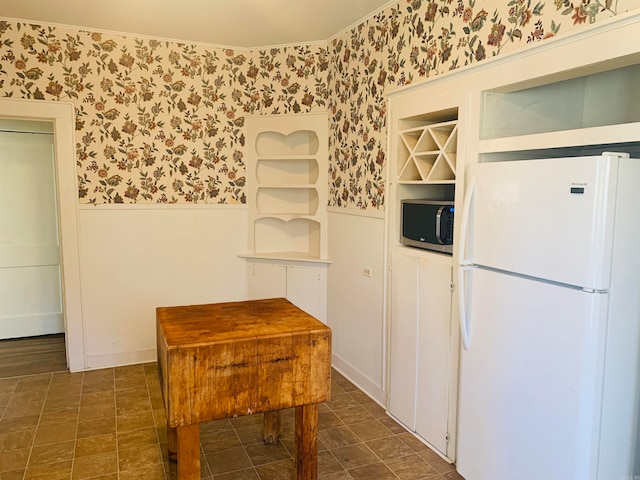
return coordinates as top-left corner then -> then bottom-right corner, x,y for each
388,251 -> 418,430
0,124 -> 64,339
457,268 -> 605,480
469,155 -> 617,289
415,259 -> 451,455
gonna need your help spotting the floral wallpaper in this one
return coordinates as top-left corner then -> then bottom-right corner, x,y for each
0,24 -> 329,204
1,0 -> 639,207
327,0 -> 640,209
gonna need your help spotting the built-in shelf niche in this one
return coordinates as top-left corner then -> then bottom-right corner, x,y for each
256,187 -> 319,215
256,158 -> 319,185
398,111 -> 457,184
244,113 -> 328,262
254,218 -> 321,258
479,63 -> 640,156
256,130 -> 319,156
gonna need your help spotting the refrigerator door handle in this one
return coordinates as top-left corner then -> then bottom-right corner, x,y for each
458,265 -> 472,351
457,176 -> 476,351
457,176 -> 476,267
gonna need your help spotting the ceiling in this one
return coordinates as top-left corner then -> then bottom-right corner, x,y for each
1,0 -> 396,48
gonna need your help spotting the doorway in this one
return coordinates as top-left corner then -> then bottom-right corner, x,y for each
0,98 -> 85,372
0,119 -> 64,340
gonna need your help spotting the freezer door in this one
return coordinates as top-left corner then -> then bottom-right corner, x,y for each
457,268 -> 606,480
467,155 -> 618,290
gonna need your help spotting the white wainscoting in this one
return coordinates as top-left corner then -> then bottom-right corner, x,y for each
327,208 -> 386,405
78,204 -> 248,369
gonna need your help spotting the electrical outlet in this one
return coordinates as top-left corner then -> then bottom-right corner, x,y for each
363,266 -> 372,278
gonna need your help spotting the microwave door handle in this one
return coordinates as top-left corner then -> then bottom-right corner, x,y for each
435,205 -> 445,244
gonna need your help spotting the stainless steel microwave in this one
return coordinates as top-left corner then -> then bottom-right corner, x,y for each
400,200 -> 454,254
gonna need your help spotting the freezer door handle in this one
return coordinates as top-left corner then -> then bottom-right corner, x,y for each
458,265 -> 472,350
457,176 -> 475,267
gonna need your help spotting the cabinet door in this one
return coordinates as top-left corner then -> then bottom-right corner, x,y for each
287,265 -> 324,323
415,260 -> 452,455
388,252 -> 419,430
247,263 -> 287,300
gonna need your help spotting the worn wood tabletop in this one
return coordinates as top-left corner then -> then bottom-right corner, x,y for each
156,297 -> 332,480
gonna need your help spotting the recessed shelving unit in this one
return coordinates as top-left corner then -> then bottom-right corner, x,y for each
391,108 -> 458,254
478,63 -> 640,160
385,96 -> 463,463
242,113 -> 329,262
253,217 -> 321,258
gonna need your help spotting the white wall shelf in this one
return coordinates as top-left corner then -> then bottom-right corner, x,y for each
478,121 -> 640,156
244,113 -> 328,261
242,113 -> 330,323
255,187 -> 319,215
238,252 -> 331,264
255,130 -> 319,156
256,157 -> 319,185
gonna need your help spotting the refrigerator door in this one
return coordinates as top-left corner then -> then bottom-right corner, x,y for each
457,268 -> 607,480
466,155 -> 618,290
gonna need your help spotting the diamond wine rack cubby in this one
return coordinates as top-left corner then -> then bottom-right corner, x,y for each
398,119 -> 457,183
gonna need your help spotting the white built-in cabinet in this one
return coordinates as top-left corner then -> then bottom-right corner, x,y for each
240,113 -> 330,323
385,93 -> 466,461
247,261 -> 327,323
384,17 -> 640,466
389,251 -> 453,455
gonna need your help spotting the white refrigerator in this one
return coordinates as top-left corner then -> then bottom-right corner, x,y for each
456,153 -> 640,480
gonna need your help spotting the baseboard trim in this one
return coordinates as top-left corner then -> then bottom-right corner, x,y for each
85,348 -> 157,370
331,353 -> 385,406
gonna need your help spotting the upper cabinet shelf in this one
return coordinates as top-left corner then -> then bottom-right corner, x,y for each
397,116 -> 457,184
479,63 -> 640,157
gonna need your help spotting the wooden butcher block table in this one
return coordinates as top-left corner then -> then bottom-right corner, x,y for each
156,297 -> 332,479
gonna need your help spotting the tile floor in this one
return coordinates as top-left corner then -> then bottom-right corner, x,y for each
0,363 -> 465,479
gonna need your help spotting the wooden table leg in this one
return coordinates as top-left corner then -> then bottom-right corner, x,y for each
167,424 -> 178,463
295,404 -> 319,480
263,410 -> 282,445
177,424 -> 200,480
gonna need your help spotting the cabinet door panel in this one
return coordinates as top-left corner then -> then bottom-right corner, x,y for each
287,266 -> 323,322
416,260 -> 452,455
248,263 -> 286,300
388,252 -> 419,430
